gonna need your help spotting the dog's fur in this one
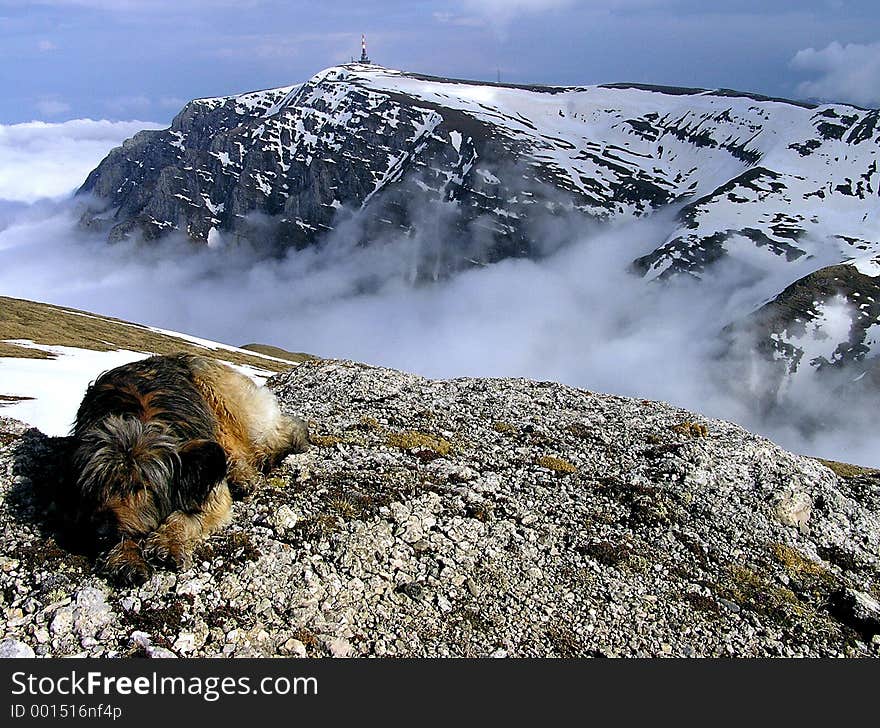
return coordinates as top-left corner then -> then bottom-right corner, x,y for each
70,353 -> 308,584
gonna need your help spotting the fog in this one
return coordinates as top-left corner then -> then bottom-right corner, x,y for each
0,120 -> 877,467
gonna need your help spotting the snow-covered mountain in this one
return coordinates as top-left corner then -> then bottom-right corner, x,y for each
79,63 -> 880,399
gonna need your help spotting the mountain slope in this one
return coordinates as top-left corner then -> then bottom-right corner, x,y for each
77,64 -> 880,396
1,359 -> 879,657
0,295 -> 310,435
79,64 -> 880,272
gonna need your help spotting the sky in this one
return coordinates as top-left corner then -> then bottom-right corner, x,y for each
2,0 -> 880,124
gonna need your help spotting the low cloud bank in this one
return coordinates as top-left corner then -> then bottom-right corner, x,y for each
791,40 -> 880,107
0,119 -> 163,203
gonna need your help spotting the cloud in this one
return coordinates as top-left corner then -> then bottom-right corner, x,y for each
35,97 -> 71,117
791,41 -> 880,107
432,12 -> 487,28
0,119 -> 163,202
37,39 -> 57,52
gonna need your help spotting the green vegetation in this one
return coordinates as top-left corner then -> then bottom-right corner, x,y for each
386,430 -> 451,456
0,295 -> 297,372
814,458 -> 877,479
492,421 -> 517,434
239,343 -> 316,363
668,421 -> 709,438
536,455 -> 577,474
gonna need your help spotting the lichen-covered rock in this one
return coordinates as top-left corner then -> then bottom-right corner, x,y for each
1,360 -> 879,658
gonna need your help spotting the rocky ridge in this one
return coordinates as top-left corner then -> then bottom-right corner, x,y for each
1,359 -> 879,658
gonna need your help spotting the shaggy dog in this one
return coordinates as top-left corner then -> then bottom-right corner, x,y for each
69,353 -> 308,584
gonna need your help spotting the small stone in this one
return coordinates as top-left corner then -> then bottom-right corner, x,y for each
173,632 -> 196,654
832,589 -> 880,635
120,596 -> 141,613
145,645 -> 177,659
129,631 -> 152,650
397,582 -> 424,601
269,505 -> 299,532
282,638 -> 308,657
327,637 -> 353,658
50,608 -> 73,636
0,638 -> 34,658
774,491 -> 812,532
412,539 -> 431,553
73,587 -> 113,636
717,598 -> 741,614
466,578 -> 480,597
0,557 -> 19,572
33,627 -> 50,644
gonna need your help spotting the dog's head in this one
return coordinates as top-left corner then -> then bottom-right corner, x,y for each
73,415 -> 227,545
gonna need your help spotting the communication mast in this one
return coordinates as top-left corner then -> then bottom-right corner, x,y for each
360,34 -> 371,64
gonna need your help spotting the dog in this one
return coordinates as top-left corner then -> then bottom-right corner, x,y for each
69,353 -> 308,584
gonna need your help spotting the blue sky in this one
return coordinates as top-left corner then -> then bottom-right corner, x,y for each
2,0 -> 880,123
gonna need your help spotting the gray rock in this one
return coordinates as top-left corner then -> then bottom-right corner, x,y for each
1,361 -> 879,658
0,638 -> 35,658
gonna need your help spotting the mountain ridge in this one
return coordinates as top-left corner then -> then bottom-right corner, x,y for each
76,62 -> 880,406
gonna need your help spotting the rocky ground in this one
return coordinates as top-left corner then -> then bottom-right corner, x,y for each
1,359 -> 879,657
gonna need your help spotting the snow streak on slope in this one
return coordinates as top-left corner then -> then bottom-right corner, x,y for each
0,298 -> 300,436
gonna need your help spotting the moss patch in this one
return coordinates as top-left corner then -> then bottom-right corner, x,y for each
536,455 -> 577,474
726,565 -> 809,622
387,430 -> 451,456
0,295 -> 296,373
771,543 -> 837,587
565,423 -> 592,440
492,421 -> 517,434
814,458 -> 877,479
239,343 -> 316,363
669,421 -> 709,438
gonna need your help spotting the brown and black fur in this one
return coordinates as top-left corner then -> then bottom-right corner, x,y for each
70,353 -> 308,584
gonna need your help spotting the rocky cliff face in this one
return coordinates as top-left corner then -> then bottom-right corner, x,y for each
2,360 -> 879,657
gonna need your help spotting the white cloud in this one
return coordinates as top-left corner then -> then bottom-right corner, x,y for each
432,11 -> 486,27
37,39 -> 57,52
791,41 -> 880,107
34,97 -> 71,117
0,119 -> 163,202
